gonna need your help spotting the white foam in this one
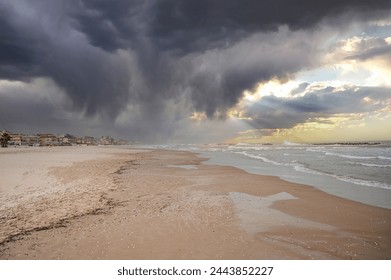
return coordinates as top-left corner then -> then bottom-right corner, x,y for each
293,164 -> 325,176
236,151 -> 286,166
238,151 -> 391,190
378,156 -> 391,161
347,162 -> 391,168
283,140 -> 304,146
336,176 -> 391,190
325,152 -> 376,160
294,164 -> 391,190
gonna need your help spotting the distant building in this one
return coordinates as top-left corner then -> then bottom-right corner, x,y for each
76,137 -> 83,145
76,136 -> 96,146
23,135 -> 39,146
58,134 -> 76,146
1,130 -> 128,147
9,133 -> 22,146
114,139 -> 130,145
100,135 -> 114,145
39,134 -> 59,146
8,133 -> 39,146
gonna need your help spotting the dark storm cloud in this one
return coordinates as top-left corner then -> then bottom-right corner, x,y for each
1,0 -> 391,141
0,0 -> 132,117
71,0 -> 391,55
150,0 -> 391,53
243,85 -> 391,129
0,3 -> 44,79
71,0 -> 147,52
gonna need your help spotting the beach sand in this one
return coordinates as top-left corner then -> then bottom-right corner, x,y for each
0,147 -> 390,259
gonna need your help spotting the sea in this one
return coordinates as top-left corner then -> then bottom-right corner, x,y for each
140,142 -> 391,209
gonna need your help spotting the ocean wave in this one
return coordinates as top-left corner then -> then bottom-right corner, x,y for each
294,163 -> 391,190
347,162 -> 391,168
236,142 -> 251,146
324,152 -> 376,160
236,151 -> 287,166
283,140 -> 304,146
306,147 -> 327,153
228,145 -> 270,151
336,177 -> 391,190
378,156 -> 391,161
236,149 -> 391,190
283,153 -> 307,156
274,146 -> 305,150
293,164 -> 325,176
327,152 -> 391,161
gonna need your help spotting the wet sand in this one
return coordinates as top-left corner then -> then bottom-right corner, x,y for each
0,147 -> 390,259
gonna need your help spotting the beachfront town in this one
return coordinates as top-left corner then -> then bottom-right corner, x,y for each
0,130 -> 131,147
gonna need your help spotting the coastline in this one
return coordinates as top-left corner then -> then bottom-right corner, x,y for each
0,147 -> 390,259
200,150 -> 391,209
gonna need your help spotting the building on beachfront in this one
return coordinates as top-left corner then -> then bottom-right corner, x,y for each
38,134 -> 59,146
76,136 -> 96,146
23,135 -> 39,146
58,134 -> 77,146
83,136 -> 95,145
114,139 -> 130,145
99,135 -> 114,145
8,133 -> 22,146
8,133 -> 40,146
2,130 -> 129,147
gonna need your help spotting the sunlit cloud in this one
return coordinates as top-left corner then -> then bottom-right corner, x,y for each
189,111 -> 208,122
228,80 -> 391,143
230,110 -> 391,144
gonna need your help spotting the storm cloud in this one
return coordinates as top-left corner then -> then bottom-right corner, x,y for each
1,0 -> 391,141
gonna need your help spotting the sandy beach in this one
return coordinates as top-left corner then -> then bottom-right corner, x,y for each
0,146 -> 390,259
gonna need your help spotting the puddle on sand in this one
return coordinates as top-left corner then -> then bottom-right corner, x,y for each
229,192 -> 335,233
167,164 -> 198,170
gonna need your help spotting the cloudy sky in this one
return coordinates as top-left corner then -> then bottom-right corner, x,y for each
1,0 -> 390,143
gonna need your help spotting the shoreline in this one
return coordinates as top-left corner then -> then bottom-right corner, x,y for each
199,150 -> 391,209
0,147 -> 390,259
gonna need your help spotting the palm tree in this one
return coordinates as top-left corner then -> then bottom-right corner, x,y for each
1,131 -> 11,148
